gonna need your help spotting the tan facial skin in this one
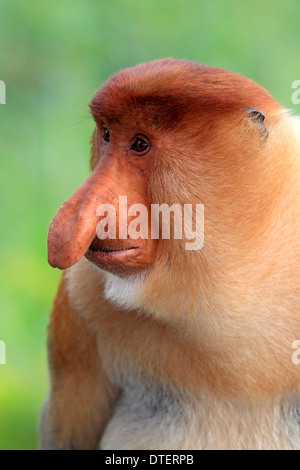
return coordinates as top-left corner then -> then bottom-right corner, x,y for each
47,126 -> 158,277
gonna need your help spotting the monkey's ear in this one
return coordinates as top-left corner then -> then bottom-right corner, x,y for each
245,107 -> 269,139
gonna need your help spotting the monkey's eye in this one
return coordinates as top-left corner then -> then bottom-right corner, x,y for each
102,126 -> 110,143
129,136 -> 150,154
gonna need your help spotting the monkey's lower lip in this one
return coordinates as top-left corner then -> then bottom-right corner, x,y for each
84,243 -> 140,265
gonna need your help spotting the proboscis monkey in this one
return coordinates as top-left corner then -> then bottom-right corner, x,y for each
40,59 -> 300,450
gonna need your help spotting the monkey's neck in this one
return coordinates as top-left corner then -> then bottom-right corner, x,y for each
66,258 -> 300,399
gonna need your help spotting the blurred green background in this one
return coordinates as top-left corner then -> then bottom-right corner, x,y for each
0,0 -> 299,450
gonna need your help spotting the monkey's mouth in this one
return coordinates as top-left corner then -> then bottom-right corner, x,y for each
87,242 -> 139,255
84,236 -> 157,275
84,239 -> 141,272
89,244 -> 137,253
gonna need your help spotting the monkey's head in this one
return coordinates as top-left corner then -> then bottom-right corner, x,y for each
49,59 -> 296,318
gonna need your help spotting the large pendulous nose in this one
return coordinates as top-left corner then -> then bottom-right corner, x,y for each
47,165 -> 112,270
